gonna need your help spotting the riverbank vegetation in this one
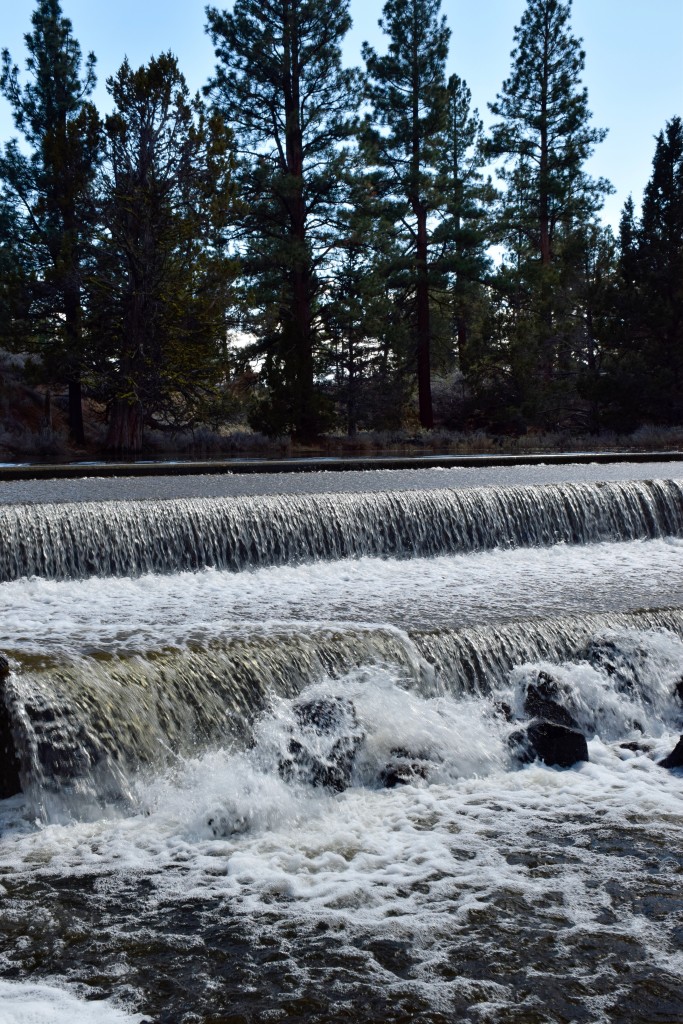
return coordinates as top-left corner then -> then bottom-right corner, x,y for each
1,0 -> 681,458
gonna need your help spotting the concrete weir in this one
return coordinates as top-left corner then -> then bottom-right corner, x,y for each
1,449 -> 683,482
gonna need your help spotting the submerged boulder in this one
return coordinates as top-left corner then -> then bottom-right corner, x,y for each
293,697 -> 355,734
380,747 -> 430,788
619,740 -> 653,754
525,720 -> 589,768
509,670 -> 589,769
524,671 -> 578,729
0,653 -> 22,799
279,696 -> 365,792
659,736 -> 683,770
509,721 -> 588,769
493,700 -> 514,723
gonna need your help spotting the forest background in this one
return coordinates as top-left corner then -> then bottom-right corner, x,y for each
0,0 -> 681,458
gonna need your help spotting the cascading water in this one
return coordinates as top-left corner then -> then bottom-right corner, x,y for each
1,477 -> 683,581
1,466 -> 682,1024
4,608 -> 683,815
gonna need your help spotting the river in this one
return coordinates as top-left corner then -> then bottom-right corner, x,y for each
0,462 -> 682,1023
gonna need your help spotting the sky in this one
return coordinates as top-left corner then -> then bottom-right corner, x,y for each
0,0 -> 681,230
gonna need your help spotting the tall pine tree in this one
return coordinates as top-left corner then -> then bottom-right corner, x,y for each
320,162 -> 413,434
362,0 -> 450,429
0,0 -> 101,444
90,54 -> 235,454
638,116 -> 683,418
610,117 -> 683,423
206,0 -> 359,439
487,0 -> 611,425
436,74 -> 494,379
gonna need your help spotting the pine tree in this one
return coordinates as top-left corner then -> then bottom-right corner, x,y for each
611,117 -> 683,423
206,0 -> 359,439
320,165 -> 412,434
90,54 -> 235,454
436,74 -> 494,378
487,0 -> 611,424
599,196 -> 646,425
362,0 -> 450,429
0,0 -> 101,444
638,116 -> 683,415
0,192 -> 27,348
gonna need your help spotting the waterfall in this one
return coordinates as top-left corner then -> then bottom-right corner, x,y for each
415,607 -> 683,693
3,607 -> 683,816
1,478 -> 682,581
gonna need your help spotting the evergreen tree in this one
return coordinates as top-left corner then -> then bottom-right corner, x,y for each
206,0 -> 359,439
0,192 -> 28,348
584,198 -> 642,428
90,54 -> 235,454
608,117 -> 683,424
0,0 -> 101,443
487,0 -> 611,424
436,74 -> 494,379
638,116 -> 683,418
320,166 -> 413,434
362,0 -> 450,429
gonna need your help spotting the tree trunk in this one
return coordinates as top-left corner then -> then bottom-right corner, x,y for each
537,12 -> 554,391
67,379 -> 85,446
42,390 -> 52,431
106,398 -> 144,455
410,19 -> 433,432
283,4 -> 316,441
416,209 -> 433,429
347,333 -> 357,437
291,262 -> 316,440
64,284 -> 85,445
456,315 -> 469,374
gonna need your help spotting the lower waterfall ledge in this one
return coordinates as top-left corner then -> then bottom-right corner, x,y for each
0,653 -> 22,798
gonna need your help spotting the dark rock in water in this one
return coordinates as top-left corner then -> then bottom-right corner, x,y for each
493,701 -> 514,723
207,812 -> 249,838
279,696 -> 365,792
659,736 -> 683,770
293,697 -> 355,734
510,720 -> 588,769
619,740 -> 653,753
380,759 -> 429,788
0,656 -> 22,799
508,728 -> 534,765
527,721 -> 589,768
524,671 -> 578,729
380,746 -> 437,787
674,678 -> 683,707
389,745 -> 436,762
22,698 -> 105,784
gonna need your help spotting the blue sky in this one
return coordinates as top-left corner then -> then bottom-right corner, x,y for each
1,0 -> 682,229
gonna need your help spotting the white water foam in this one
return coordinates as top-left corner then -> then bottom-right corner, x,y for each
1,664 -> 681,1016
505,627 -> 683,740
3,538 -> 683,657
0,980 -> 145,1023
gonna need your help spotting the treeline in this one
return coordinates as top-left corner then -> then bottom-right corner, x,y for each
0,0 -> 681,453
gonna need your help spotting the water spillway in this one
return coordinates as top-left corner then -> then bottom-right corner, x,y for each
1,465 -> 683,1023
1,477 -> 683,581
3,608 -> 683,814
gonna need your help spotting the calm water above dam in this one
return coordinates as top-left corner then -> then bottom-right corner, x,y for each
0,457 -> 679,503
0,463 -> 682,1023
